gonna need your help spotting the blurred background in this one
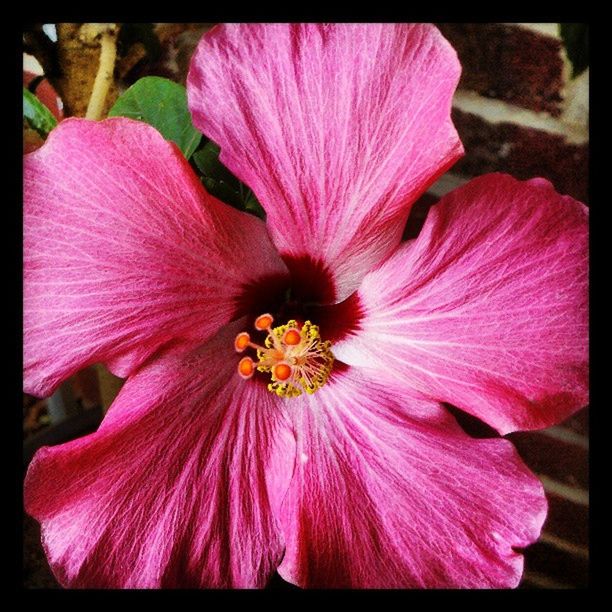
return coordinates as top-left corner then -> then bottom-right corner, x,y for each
23,22 -> 589,589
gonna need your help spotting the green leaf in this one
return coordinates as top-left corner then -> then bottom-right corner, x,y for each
192,141 -> 237,186
243,190 -> 266,218
23,88 -> 57,139
559,23 -> 589,79
108,76 -> 201,158
192,140 -> 266,220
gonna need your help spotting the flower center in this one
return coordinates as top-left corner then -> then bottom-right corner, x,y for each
234,313 -> 334,398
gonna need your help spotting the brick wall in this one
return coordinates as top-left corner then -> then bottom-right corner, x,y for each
436,22 -> 588,204
421,22 -> 589,589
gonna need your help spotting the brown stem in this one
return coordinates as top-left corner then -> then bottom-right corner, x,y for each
53,23 -> 119,117
81,25 -> 118,120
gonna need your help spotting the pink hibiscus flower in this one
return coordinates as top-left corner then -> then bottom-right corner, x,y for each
24,24 -> 588,588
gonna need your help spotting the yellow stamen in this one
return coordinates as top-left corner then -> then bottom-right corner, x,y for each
234,317 -> 334,397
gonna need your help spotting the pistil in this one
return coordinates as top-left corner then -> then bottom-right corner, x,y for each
234,313 -> 334,397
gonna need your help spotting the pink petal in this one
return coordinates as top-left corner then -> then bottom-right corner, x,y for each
277,367 -> 547,588
334,174 -> 588,434
187,23 -> 463,302
24,321 -> 295,588
24,118 -> 288,397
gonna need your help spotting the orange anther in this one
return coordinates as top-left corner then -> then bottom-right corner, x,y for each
283,328 -> 302,346
255,313 -> 274,331
234,332 -> 250,352
273,363 -> 292,382
238,357 -> 255,379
